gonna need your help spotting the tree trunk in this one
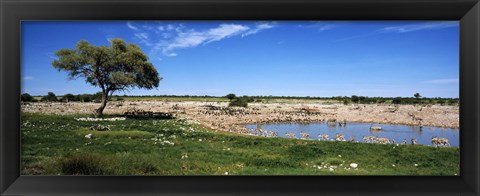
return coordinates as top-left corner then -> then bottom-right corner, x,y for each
94,92 -> 108,117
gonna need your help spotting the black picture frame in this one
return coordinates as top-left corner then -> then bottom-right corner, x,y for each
1,0 -> 479,195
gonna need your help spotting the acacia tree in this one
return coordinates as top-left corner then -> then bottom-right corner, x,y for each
52,39 -> 161,117
225,93 -> 236,100
414,92 -> 422,99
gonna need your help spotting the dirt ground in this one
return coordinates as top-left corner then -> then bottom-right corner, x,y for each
22,101 -> 459,135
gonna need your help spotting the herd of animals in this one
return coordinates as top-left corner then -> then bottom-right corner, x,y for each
251,127 -> 451,147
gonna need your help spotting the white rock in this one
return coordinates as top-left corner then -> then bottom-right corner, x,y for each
350,163 -> 358,169
85,133 -> 93,139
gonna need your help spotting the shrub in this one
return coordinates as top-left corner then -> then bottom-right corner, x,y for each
41,92 -> 58,102
21,93 -> 34,102
60,154 -> 107,175
351,95 -> 359,103
81,94 -> 92,102
63,93 -> 76,102
229,98 -> 248,107
137,162 -> 158,174
225,93 -> 236,100
437,99 -> 446,105
392,97 -> 402,104
358,96 -> 366,103
447,99 -> 457,105
74,95 -> 83,102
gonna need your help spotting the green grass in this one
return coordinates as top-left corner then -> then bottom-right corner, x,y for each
21,113 -> 460,175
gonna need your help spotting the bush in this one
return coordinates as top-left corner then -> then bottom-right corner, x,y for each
41,92 -> 58,102
358,96 -> 366,103
447,99 -> 457,105
81,94 -> 92,102
351,95 -> 359,103
392,97 -> 402,104
60,154 -> 108,175
229,98 -> 248,107
225,93 -> 236,100
21,93 -> 34,102
63,93 -> 76,102
437,100 -> 446,105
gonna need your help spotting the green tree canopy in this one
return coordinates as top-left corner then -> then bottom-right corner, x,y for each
226,93 -> 236,100
21,93 -> 34,102
351,95 -> 359,103
52,39 -> 161,116
63,93 -> 76,102
41,92 -> 58,102
414,92 -> 422,99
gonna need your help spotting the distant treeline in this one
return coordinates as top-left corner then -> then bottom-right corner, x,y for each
335,95 -> 459,105
21,92 -> 459,105
21,92 -> 111,103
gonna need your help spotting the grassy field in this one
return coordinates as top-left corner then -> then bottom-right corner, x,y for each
21,113 -> 460,175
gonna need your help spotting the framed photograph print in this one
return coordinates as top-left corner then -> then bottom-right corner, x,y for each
1,0 -> 479,195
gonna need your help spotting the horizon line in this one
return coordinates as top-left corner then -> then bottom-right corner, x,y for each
23,93 -> 459,99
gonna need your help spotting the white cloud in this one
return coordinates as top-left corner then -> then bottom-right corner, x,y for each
23,76 -> 34,80
134,33 -> 152,46
126,22 -> 276,57
126,21 -> 139,31
161,24 -> 250,55
336,21 -> 458,42
298,21 -> 340,32
424,78 -> 459,84
380,21 -> 458,33
317,24 -> 336,32
134,33 -> 148,40
242,22 -> 276,37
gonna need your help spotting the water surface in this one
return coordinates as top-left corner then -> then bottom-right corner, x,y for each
245,122 -> 459,147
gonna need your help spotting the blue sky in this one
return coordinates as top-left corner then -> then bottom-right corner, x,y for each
21,21 -> 459,98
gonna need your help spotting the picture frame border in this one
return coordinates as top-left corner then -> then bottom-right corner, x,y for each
1,0 -> 479,195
